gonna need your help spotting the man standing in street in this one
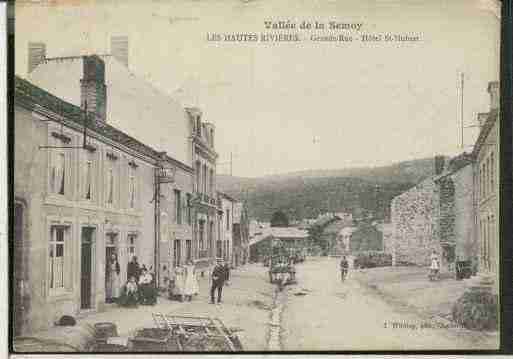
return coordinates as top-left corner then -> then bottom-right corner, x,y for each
339,255 -> 349,282
210,259 -> 228,304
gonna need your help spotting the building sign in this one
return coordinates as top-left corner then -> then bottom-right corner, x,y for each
157,167 -> 176,184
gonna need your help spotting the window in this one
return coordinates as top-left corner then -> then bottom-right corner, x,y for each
199,220 -> 205,251
490,152 -> 495,193
128,165 -> 137,209
209,221 -> 214,256
226,209 -> 230,230
216,240 -> 222,258
481,162 -> 486,198
173,239 -> 181,267
209,169 -> 214,195
174,189 -> 182,224
107,167 -> 114,204
196,161 -> 201,193
84,161 -> 92,200
49,226 -> 66,291
487,157 -> 491,196
186,240 -> 192,261
127,234 -> 137,258
50,152 -> 66,195
106,155 -> 118,205
203,164 -> 207,194
186,194 -> 192,225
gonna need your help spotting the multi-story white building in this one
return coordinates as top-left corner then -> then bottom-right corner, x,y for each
473,81 -> 499,290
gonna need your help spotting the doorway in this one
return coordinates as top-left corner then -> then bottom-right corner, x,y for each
13,202 -> 27,336
81,228 -> 95,309
105,233 -> 118,303
185,240 -> 192,262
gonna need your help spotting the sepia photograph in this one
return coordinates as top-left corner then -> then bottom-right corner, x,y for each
11,0 -> 502,353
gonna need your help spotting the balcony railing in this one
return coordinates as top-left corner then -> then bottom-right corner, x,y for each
194,193 -> 219,208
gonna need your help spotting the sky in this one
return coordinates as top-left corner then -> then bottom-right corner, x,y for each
15,0 -> 501,177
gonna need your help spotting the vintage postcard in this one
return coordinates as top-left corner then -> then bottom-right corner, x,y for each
11,0 -> 502,353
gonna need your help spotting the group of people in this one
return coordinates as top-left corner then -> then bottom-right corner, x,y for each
166,258 -> 230,304
106,255 -> 232,307
105,254 -> 157,308
166,260 -> 200,302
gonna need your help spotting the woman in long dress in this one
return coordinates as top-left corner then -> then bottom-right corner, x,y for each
174,265 -> 185,302
106,253 -> 121,303
183,260 -> 199,301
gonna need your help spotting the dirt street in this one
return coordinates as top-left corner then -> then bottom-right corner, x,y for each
281,257 -> 499,350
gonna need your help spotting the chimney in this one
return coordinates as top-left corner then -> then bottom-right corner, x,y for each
28,42 -> 46,73
487,81 -> 499,111
110,36 -> 129,67
434,155 -> 445,175
80,55 -> 107,122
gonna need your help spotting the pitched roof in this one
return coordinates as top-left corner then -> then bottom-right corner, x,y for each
268,227 -> 309,239
28,55 -> 191,165
433,152 -> 473,182
15,75 -> 193,172
323,218 -> 353,234
472,109 -> 498,158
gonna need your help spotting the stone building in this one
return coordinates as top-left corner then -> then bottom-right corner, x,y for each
375,222 -> 393,253
390,175 -> 440,267
13,74 -> 195,334
433,153 -> 476,270
232,202 -> 250,267
473,81 -> 499,289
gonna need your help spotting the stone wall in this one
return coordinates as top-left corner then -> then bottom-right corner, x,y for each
449,164 -> 476,262
391,178 -> 440,266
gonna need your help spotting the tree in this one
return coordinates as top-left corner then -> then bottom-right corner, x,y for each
270,210 -> 289,227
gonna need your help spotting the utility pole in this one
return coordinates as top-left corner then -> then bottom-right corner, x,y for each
460,72 -> 465,149
153,168 -> 161,290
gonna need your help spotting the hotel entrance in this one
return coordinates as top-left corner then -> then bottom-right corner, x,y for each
80,227 -> 95,309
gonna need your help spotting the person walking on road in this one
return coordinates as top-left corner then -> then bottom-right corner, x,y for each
210,259 -> 229,304
429,250 -> 440,281
340,255 -> 349,282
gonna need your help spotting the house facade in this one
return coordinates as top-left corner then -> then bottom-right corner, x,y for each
186,107 -> 220,273
13,75 -> 166,334
232,202 -> 250,267
217,192 -> 235,264
24,42 -> 213,277
473,81 -> 499,289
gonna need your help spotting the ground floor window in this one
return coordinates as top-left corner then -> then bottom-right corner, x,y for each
49,225 -> 67,291
127,234 -> 137,260
186,240 -> 192,262
209,221 -> 214,256
216,240 -> 222,259
174,239 -> 181,267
